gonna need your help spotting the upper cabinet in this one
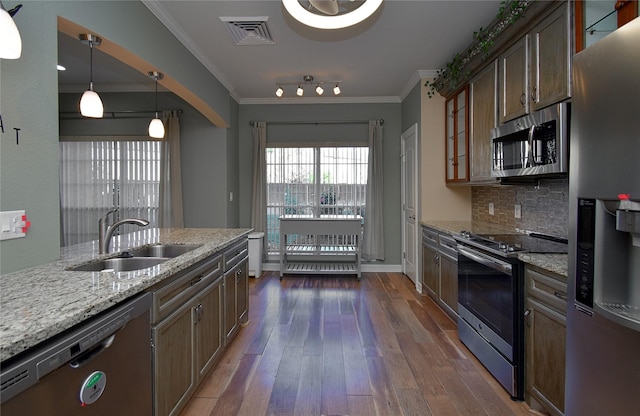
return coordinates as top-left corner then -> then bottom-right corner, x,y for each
469,61 -> 499,183
445,87 -> 469,183
499,2 -> 571,124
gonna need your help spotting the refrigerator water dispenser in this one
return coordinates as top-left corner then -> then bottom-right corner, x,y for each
591,199 -> 640,332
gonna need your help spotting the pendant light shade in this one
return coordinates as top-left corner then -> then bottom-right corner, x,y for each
79,34 -> 103,118
0,3 -> 22,59
148,116 -> 165,139
148,71 -> 165,139
80,87 -> 103,118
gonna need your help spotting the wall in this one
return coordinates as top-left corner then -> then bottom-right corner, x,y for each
238,102 -> 403,265
419,78 -> 472,221
472,178 -> 569,238
1,1 -> 232,274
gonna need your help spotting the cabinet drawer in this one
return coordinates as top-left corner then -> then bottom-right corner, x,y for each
224,239 -> 248,271
526,267 -> 567,315
422,227 -> 439,248
152,254 -> 223,323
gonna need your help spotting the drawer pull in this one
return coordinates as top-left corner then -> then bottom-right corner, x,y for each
554,291 -> 567,300
190,276 -> 204,286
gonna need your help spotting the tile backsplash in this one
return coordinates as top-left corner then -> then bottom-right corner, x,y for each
472,178 -> 569,238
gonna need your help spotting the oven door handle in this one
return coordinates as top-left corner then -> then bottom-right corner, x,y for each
457,245 -> 512,275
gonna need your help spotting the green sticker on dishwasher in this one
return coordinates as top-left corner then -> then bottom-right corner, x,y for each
86,372 -> 102,388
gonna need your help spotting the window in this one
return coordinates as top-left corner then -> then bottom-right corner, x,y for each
265,145 -> 368,253
59,140 -> 161,246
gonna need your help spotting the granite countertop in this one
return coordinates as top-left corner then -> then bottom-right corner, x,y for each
0,228 -> 252,363
421,220 -> 568,277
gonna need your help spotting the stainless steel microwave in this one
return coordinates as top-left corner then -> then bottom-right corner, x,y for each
491,103 -> 569,178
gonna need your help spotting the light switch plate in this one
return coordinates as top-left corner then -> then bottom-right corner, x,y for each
1,210 -> 27,240
515,204 -> 522,219
489,203 -> 495,216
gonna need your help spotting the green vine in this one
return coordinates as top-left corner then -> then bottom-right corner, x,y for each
425,0 -> 532,97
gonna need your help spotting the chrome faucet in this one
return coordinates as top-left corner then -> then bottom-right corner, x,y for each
98,209 -> 150,254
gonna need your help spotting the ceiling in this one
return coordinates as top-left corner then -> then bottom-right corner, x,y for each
57,0 -> 505,104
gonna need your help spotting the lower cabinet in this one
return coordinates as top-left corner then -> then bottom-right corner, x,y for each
439,248 -> 458,316
153,277 -> 223,416
421,226 -> 458,320
224,258 -> 248,343
150,238 -> 249,416
525,265 -> 567,416
422,243 -> 439,299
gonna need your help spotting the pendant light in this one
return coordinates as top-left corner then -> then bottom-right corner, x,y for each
79,34 -> 103,118
0,2 -> 22,59
148,71 -> 165,139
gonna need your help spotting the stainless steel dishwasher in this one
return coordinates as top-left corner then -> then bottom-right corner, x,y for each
1,292 -> 152,415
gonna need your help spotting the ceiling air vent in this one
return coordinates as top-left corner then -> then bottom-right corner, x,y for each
220,16 -> 275,45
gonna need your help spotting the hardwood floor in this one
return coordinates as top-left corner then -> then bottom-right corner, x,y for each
179,271 -> 537,416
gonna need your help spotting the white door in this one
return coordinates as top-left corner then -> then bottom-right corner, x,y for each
401,124 -> 419,289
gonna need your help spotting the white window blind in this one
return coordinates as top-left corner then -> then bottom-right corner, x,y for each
265,146 -> 368,253
60,140 -> 161,246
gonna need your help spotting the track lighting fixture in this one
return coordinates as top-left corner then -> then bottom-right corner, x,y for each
274,75 -> 342,98
148,71 -> 165,139
79,34 -> 103,118
0,2 -> 22,59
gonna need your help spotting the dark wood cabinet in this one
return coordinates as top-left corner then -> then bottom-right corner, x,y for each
525,265 -> 567,416
445,87 -> 469,183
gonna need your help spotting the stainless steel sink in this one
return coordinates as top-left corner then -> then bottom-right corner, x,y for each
122,244 -> 202,258
67,257 -> 169,272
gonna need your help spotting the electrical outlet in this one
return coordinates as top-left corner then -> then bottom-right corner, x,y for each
489,203 -> 495,216
1,210 -> 28,240
515,204 -> 522,219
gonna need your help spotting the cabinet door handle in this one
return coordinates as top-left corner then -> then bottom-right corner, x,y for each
520,92 -> 526,106
530,87 -> 538,103
554,291 -> 567,300
524,308 -> 531,327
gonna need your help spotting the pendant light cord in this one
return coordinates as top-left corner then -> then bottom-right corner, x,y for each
155,78 -> 159,118
89,40 -> 94,90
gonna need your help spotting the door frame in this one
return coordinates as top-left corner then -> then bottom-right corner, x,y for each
401,123 -> 420,292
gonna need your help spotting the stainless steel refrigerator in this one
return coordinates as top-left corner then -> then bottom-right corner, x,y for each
567,16 -> 640,416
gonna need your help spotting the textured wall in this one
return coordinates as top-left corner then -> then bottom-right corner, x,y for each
472,178 -> 569,238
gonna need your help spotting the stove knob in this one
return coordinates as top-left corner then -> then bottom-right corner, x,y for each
498,242 -> 508,250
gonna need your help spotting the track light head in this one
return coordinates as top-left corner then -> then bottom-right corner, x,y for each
315,85 -> 324,96
296,85 -> 304,96
276,86 -> 284,97
333,84 -> 341,95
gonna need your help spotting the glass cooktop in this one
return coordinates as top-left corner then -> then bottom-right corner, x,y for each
455,231 -> 568,257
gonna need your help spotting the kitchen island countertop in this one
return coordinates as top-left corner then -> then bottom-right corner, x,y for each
0,228 -> 251,363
